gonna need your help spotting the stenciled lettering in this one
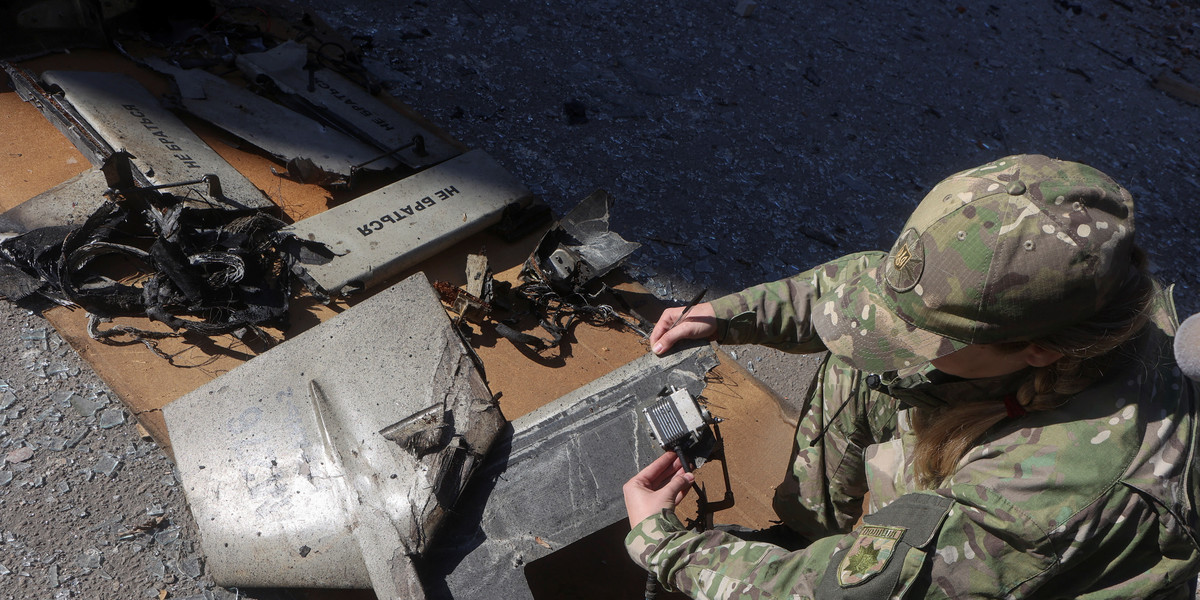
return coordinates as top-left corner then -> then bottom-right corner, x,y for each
313,77 -> 397,132
122,105 -> 202,169
356,185 -> 463,236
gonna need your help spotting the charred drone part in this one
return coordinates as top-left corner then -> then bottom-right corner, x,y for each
499,190 -> 644,354
344,135 -> 426,190
380,405 -> 453,458
492,201 -> 553,243
98,151 -> 241,213
431,253 -> 494,323
1,61 -> 119,170
642,386 -> 720,472
522,189 -> 640,296
99,151 -> 141,191
0,193 -> 335,357
352,135 -> 429,171
454,254 -> 490,322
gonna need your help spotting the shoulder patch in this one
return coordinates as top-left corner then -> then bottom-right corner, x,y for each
838,525 -> 906,587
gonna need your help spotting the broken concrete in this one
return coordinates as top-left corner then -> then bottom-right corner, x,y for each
163,272 -> 504,597
39,70 -> 273,209
145,60 -> 404,178
423,343 -> 719,599
236,41 -> 459,170
287,149 -> 533,296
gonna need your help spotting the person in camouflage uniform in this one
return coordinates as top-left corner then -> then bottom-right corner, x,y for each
623,155 -> 1200,598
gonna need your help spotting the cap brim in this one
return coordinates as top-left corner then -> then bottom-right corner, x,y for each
812,254 -> 967,376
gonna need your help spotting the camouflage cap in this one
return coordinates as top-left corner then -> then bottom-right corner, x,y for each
812,154 -> 1136,374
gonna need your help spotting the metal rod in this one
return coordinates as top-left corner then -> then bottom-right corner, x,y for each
663,288 -> 708,334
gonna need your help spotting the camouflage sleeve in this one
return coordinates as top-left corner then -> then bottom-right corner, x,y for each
709,251 -> 884,352
625,493 -> 1057,600
625,509 -> 847,599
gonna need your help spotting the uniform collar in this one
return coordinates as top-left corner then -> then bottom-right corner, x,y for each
866,364 -> 1030,411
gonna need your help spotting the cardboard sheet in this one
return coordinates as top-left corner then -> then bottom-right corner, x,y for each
0,90 -> 90,210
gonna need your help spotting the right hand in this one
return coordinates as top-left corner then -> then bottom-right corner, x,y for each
623,452 -> 695,526
649,302 -> 717,355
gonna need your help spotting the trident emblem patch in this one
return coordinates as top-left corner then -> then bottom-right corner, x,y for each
838,525 -> 906,587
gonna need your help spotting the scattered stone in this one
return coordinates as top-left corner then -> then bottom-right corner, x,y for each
75,549 -> 103,570
94,453 -> 120,477
5,446 -> 34,463
735,0 -> 757,17
147,559 -> 166,578
0,562 -> 10,575
564,99 -> 588,125
0,471 -> 12,486
98,409 -> 126,429
0,391 -> 15,410
44,436 -> 67,452
48,564 -> 59,587
178,556 -> 204,579
45,363 -> 74,377
67,392 -> 105,418
20,328 -> 48,342
65,430 -> 88,449
50,390 -> 74,408
154,528 -> 181,546
34,407 -> 62,423
56,480 -> 70,494
147,505 -> 166,517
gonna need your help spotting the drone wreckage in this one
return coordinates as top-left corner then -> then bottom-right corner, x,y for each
0,6 -> 742,597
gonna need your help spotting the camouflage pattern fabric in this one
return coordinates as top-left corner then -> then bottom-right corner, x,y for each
811,155 -> 1136,375
626,263 -> 1200,599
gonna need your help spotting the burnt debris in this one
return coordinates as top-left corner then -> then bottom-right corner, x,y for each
0,176 -> 334,356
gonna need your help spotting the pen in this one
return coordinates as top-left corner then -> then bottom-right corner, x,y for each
664,288 -> 708,334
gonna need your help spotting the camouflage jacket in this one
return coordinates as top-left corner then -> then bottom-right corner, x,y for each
626,252 -> 1200,599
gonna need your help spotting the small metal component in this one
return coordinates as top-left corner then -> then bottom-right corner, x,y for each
642,386 -> 718,471
865,373 -> 882,391
546,248 -> 577,282
644,388 -> 710,449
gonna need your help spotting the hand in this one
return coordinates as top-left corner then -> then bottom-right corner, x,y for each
623,452 -> 695,526
649,302 -> 717,355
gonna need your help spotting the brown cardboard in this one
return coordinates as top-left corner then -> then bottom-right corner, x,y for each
0,90 -> 90,210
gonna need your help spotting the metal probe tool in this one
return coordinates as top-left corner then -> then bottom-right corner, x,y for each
663,288 -> 708,335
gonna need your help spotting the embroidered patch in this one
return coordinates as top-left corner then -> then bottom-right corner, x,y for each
838,525 -> 906,587
893,245 -> 912,270
883,228 -> 924,293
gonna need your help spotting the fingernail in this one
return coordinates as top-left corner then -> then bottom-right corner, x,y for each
653,344 -> 663,354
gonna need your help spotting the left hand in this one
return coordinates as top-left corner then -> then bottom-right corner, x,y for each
623,452 -> 695,526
